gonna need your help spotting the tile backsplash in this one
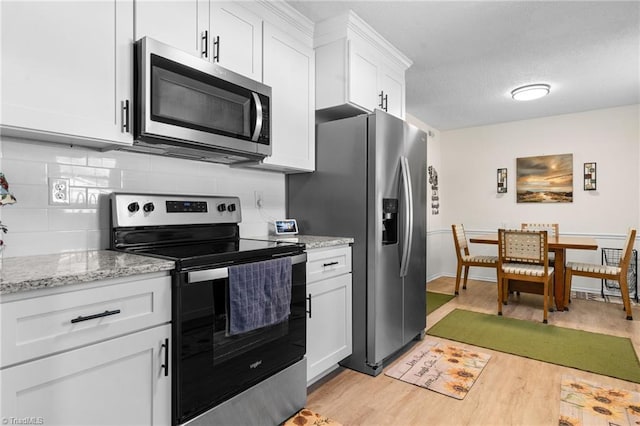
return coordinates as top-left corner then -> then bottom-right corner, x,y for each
0,137 -> 285,258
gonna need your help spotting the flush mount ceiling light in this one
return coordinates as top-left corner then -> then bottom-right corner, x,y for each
511,84 -> 551,101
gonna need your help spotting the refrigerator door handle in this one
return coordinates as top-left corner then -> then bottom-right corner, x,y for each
400,156 -> 414,277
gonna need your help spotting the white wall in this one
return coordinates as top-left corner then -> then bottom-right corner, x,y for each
406,113 -> 445,282
0,137 -> 285,258
435,104 -> 640,292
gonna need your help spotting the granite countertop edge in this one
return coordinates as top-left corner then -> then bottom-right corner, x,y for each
0,250 -> 175,296
0,236 -> 353,296
249,235 -> 354,250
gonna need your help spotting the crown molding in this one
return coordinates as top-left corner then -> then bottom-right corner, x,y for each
252,0 -> 314,41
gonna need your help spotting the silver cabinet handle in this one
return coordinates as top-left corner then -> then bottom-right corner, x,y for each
306,294 -> 312,318
213,35 -> 220,62
161,338 -> 169,377
201,30 -> 209,58
121,100 -> 129,133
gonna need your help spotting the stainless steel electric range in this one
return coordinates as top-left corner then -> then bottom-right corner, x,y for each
110,192 -> 307,426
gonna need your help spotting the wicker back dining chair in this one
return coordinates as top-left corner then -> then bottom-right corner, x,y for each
521,223 -> 559,237
521,223 -> 559,264
564,228 -> 636,320
451,224 -> 498,295
497,229 -> 555,323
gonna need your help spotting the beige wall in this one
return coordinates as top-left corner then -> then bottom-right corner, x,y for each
432,104 -> 640,291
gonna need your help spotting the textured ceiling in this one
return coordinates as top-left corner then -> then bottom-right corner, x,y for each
287,1 -> 640,131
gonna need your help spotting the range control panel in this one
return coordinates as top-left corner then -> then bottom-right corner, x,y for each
111,193 -> 241,227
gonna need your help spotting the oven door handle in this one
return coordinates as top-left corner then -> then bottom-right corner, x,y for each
276,253 -> 307,265
186,253 -> 306,282
271,252 -> 307,265
188,268 -> 228,282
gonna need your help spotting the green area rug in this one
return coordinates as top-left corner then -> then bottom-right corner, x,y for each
426,291 -> 455,315
427,309 -> 640,383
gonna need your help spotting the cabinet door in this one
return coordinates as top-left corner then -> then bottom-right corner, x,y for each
347,40 -> 379,113
0,325 -> 171,426
379,63 -> 405,119
307,273 -> 353,384
210,2 -> 262,81
135,0 -> 203,57
262,23 -> 315,172
0,0 -> 133,146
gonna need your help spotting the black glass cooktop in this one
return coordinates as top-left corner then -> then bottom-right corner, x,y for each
126,238 -> 304,270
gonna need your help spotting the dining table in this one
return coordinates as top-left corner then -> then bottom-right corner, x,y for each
469,233 -> 598,310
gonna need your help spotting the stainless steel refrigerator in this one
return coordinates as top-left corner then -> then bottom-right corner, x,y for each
287,110 -> 427,376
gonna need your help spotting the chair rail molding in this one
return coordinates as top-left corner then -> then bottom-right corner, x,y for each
429,227 -> 638,295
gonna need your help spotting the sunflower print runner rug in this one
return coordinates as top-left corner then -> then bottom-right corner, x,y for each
282,408 -> 342,426
385,339 -> 491,399
559,375 -> 640,426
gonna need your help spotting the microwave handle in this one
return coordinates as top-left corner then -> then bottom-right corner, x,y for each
251,92 -> 263,142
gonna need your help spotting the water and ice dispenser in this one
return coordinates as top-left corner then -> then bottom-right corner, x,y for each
382,198 -> 398,245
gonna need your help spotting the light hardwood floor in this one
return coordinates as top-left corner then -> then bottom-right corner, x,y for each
306,276 -> 640,425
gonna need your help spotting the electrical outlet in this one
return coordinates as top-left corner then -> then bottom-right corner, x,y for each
254,190 -> 264,209
49,178 -> 70,205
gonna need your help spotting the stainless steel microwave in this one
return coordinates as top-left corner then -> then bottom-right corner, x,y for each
132,37 -> 271,164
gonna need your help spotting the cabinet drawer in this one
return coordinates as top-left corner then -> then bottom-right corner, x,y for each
306,245 -> 352,284
1,274 -> 171,368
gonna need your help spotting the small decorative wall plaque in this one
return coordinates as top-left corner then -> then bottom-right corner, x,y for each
584,162 -> 596,190
428,165 -> 439,215
497,168 -> 507,193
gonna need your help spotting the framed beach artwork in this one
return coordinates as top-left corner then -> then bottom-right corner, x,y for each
516,153 -> 573,203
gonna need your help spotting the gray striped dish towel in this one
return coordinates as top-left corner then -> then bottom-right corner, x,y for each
228,257 -> 292,335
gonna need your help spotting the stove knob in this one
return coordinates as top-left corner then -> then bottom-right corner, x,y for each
227,203 -> 236,212
217,203 -> 226,212
127,202 -> 140,213
143,202 -> 155,213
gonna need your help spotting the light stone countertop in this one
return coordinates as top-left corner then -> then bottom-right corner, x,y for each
249,235 -> 354,250
0,250 -> 175,296
0,236 -> 353,296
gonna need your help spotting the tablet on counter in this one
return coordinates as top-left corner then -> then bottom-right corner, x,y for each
275,219 -> 298,235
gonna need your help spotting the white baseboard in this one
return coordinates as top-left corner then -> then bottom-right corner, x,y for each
429,272 -> 605,296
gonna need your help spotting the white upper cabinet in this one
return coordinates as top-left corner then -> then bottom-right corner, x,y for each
135,1 -> 262,81
134,0 -> 202,57
315,10 -> 412,121
347,39 -> 380,113
259,22 -> 315,173
208,2 -> 262,81
0,0 -> 134,148
379,62 -> 406,118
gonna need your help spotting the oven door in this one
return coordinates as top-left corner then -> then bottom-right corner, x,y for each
173,253 -> 306,425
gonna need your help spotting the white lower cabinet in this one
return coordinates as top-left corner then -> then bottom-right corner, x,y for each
306,245 -> 352,385
0,324 -> 171,426
0,273 -> 171,426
